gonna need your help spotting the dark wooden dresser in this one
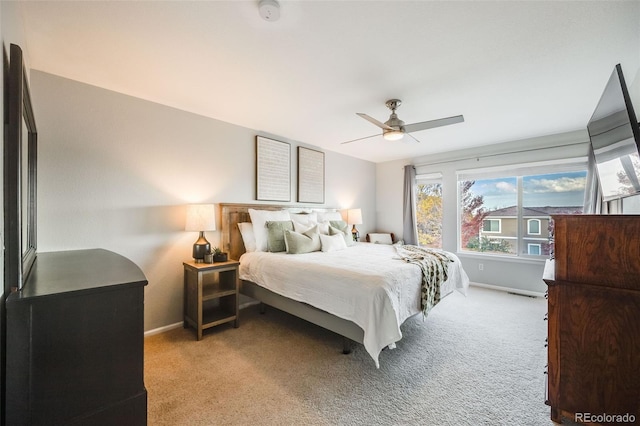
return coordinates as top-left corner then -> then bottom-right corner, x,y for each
5,249 -> 148,425
544,215 -> 640,424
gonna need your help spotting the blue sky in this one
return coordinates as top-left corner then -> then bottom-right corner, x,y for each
468,171 -> 587,210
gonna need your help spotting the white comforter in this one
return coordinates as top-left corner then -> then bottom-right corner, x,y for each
239,243 -> 469,367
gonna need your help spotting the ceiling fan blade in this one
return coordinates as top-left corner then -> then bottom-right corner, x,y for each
340,133 -> 380,145
403,115 -> 464,133
405,133 -> 422,143
357,113 -> 394,131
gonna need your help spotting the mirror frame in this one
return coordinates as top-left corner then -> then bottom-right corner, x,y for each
5,43 -> 37,292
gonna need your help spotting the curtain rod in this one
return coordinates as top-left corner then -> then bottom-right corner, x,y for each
411,140 -> 588,169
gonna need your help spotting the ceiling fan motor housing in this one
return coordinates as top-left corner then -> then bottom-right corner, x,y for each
384,113 -> 405,130
384,99 -> 405,134
382,99 -> 405,140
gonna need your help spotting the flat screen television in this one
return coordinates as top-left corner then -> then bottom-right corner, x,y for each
587,63 -> 640,202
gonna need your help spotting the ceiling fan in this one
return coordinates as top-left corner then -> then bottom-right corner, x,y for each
341,99 -> 464,144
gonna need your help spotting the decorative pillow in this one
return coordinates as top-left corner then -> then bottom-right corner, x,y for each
284,225 -> 321,254
316,211 -> 343,223
329,220 -> 348,230
293,219 -> 330,235
317,221 -> 330,235
237,222 -> 256,252
290,211 -> 321,234
368,233 -> 393,245
265,220 -> 294,253
248,209 -> 291,252
329,220 -> 355,246
320,233 -> 347,252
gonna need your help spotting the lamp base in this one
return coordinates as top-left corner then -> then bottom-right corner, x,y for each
351,225 -> 360,242
193,232 -> 211,263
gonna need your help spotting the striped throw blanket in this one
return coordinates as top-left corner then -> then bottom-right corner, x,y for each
395,244 -> 454,317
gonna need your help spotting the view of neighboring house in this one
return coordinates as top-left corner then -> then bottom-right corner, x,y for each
480,206 -> 583,256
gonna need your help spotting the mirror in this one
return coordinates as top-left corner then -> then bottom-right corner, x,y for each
5,43 -> 37,292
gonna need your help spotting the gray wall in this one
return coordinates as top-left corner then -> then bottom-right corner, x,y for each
31,71 -> 376,332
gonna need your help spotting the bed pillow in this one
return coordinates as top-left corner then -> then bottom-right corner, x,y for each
290,212 -> 317,228
266,220 -> 294,253
316,211 -> 343,223
329,220 -> 355,246
368,233 -> 393,245
237,222 -> 256,252
290,211 -> 322,233
293,219 -> 330,235
320,233 -> 347,252
284,225 -> 321,254
248,209 -> 291,252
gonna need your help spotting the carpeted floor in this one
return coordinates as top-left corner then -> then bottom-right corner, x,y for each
144,286 -> 559,425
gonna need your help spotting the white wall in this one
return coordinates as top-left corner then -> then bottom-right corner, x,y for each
376,130 -> 591,294
31,71 -> 376,332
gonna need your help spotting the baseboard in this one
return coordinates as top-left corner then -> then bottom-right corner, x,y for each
145,301 -> 260,337
470,281 -> 545,298
144,322 -> 183,337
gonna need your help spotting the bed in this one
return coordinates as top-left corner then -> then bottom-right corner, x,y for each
220,203 -> 469,367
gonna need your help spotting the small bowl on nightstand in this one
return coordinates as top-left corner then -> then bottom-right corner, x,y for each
213,252 -> 228,262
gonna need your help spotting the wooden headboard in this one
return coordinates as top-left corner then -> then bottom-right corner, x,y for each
219,203 -> 340,261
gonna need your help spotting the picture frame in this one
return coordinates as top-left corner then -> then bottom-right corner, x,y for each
5,43 -> 38,292
256,136 -> 291,202
297,147 -> 324,204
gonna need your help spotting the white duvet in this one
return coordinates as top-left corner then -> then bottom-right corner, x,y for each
239,243 -> 469,367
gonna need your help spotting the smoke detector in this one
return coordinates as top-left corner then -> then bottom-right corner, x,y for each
258,0 -> 280,22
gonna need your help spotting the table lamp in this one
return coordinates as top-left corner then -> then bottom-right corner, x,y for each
347,208 -> 362,242
185,204 -> 216,263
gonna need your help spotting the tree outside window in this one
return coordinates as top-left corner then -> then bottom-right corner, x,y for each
416,183 -> 443,248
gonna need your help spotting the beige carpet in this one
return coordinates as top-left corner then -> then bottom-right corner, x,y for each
144,286 -> 557,425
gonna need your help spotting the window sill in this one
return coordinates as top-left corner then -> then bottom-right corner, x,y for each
455,251 -> 547,265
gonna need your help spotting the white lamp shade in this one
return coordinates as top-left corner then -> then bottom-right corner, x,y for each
185,204 -> 216,231
347,208 -> 363,225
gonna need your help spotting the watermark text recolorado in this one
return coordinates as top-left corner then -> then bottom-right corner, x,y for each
575,412 -> 635,423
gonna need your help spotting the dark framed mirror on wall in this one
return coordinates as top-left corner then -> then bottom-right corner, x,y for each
5,43 -> 38,292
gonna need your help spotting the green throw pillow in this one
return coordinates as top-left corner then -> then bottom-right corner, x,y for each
284,225 -> 321,254
266,220 -> 294,252
329,221 -> 355,246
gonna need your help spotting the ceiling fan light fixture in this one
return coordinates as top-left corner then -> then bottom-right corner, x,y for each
383,130 -> 404,141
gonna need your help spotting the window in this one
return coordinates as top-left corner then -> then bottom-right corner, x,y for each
528,219 -> 541,235
458,160 -> 587,258
482,219 -> 501,233
415,173 -> 442,249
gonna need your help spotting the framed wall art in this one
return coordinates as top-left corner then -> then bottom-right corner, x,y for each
297,147 -> 324,204
256,136 -> 291,202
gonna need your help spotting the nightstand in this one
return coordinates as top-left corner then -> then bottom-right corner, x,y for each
183,260 -> 240,340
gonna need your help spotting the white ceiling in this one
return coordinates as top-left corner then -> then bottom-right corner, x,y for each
19,1 -> 640,163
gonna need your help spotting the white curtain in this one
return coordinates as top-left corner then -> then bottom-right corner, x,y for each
403,165 -> 418,245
